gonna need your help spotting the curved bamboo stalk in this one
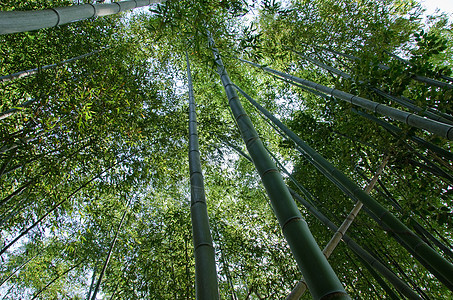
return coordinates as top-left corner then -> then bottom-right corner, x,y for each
186,51 -> 220,300
0,0 -> 166,35
210,37 -> 350,300
239,58 -> 453,141
234,84 -> 453,289
90,200 -> 130,300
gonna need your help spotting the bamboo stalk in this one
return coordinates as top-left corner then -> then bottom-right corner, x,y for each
31,260 -> 84,300
0,254 -> 38,286
239,58 -> 453,141
290,47 -> 453,125
210,37 -> 349,300
351,108 -> 453,161
0,99 -> 36,121
0,50 -> 104,83
0,154 -> 132,256
90,200 -> 130,300
186,51 -> 220,300
0,0 -> 167,34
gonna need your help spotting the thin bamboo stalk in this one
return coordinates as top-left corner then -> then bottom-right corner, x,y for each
385,51 -> 453,89
0,99 -> 36,121
186,51 -> 220,300
210,37 -> 349,300
0,254 -> 38,286
90,200 -> 130,300
290,47 -> 453,125
0,0 -> 166,35
239,58 -> 453,141
234,84 -> 453,289
86,266 -> 97,300
31,260 -> 84,300
351,108 -> 453,161
0,50 -> 104,83
370,88 -> 453,125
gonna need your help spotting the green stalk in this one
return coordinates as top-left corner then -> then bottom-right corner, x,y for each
210,37 -> 349,300
90,200 -> 130,300
186,51 -> 220,300
286,156 -> 389,300
290,47 -> 453,125
0,99 -> 36,121
0,49 -> 105,83
0,254 -> 38,286
239,58 -> 453,141
31,260 -> 84,300
351,108 -> 453,161
0,0 -> 166,35
234,84 -> 453,289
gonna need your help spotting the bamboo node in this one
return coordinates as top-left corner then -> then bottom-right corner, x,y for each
49,8 -> 61,27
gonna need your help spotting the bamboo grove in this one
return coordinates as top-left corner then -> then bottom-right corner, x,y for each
0,0 -> 452,299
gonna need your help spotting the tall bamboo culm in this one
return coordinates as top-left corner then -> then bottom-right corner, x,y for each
0,0 -> 166,35
233,84 -> 453,290
209,36 -> 350,300
186,52 -> 220,300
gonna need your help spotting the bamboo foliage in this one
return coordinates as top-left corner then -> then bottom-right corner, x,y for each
239,58 -> 453,141
0,154 -> 132,256
209,37 -> 350,300
186,51 -> 220,300
0,0 -> 166,35
233,84 -> 453,289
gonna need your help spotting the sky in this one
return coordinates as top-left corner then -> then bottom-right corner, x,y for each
421,0 -> 453,16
